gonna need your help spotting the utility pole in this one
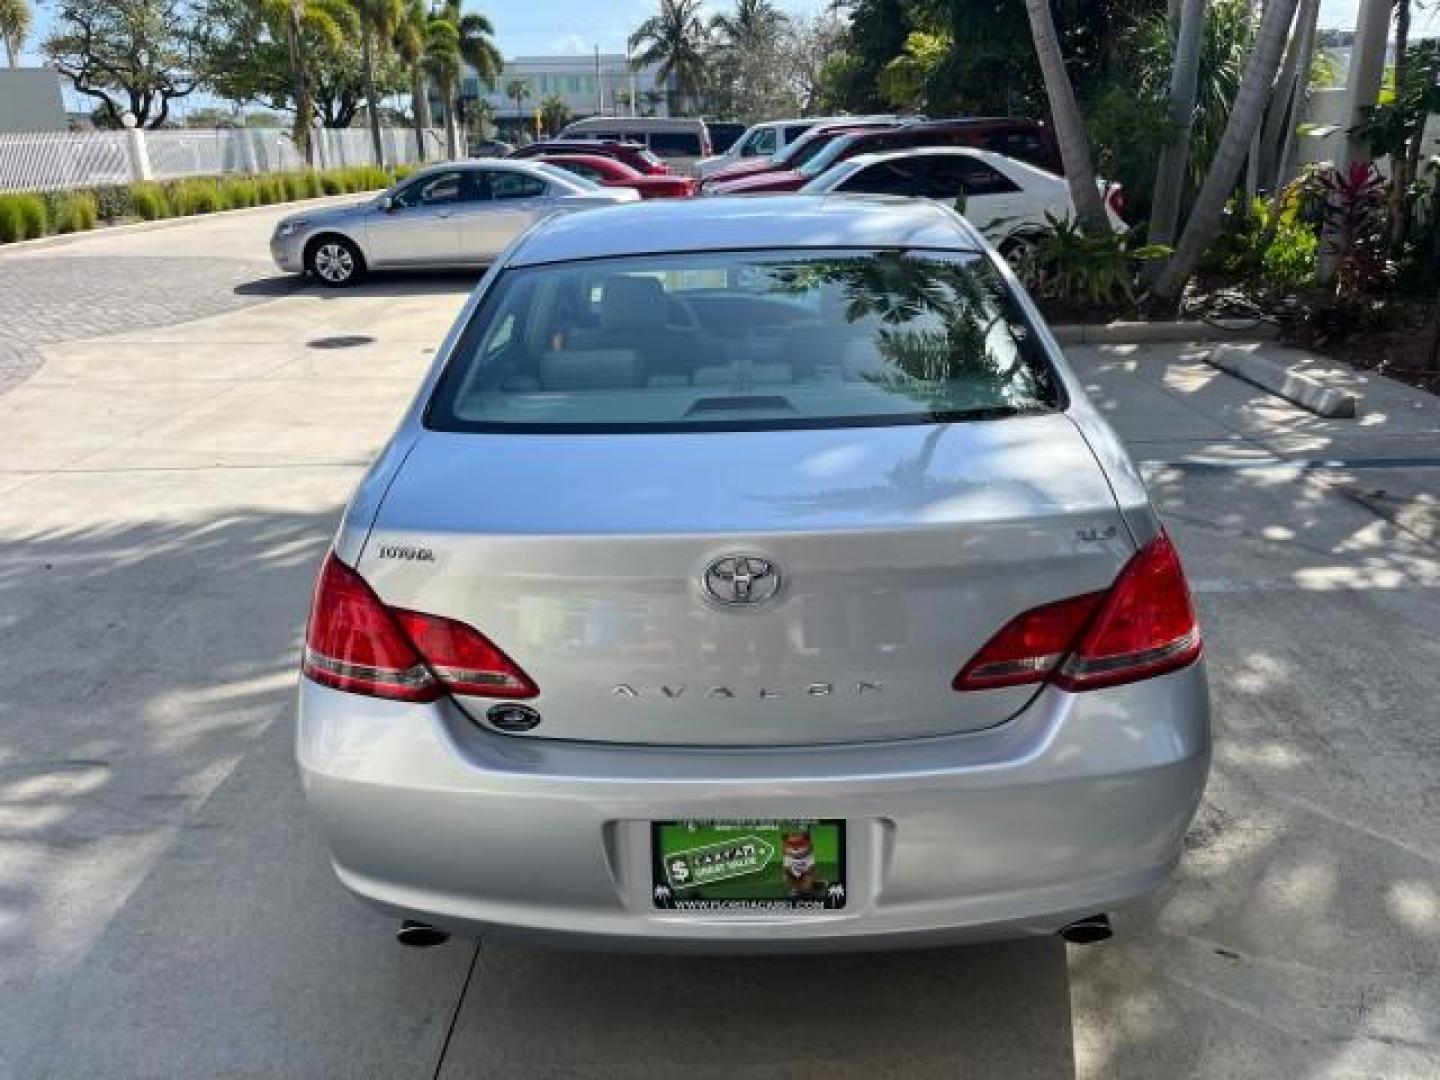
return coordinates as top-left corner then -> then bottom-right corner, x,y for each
595,45 -> 603,116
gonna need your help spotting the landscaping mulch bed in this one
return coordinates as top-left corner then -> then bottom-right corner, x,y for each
1287,298 -> 1440,397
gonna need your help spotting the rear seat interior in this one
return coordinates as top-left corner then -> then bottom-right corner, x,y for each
513,274 -> 886,394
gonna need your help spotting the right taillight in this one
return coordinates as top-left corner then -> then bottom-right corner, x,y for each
954,532 -> 1201,694
302,553 -> 537,703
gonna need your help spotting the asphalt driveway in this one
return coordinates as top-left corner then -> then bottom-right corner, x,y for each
0,206 -> 1437,1079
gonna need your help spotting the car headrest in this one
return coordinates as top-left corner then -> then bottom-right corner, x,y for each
600,276 -> 666,329
540,348 -> 641,391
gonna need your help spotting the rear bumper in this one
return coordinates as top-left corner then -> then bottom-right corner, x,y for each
298,662 -> 1209,952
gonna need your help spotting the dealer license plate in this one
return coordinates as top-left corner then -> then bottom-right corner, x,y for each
651,819 -> 846,912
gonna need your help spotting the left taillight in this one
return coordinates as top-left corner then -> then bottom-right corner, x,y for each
954,532 -> 1201,694
302,553 -> 537,702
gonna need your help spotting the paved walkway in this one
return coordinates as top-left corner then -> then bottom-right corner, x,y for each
0,210 -> 1437,1079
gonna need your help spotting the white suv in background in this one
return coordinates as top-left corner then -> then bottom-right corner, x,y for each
694,118 -> 824,178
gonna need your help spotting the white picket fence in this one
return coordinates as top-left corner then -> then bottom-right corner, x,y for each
0,126 -> 448,193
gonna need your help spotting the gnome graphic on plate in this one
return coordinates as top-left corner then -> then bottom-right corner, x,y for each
781,827 -> 823,899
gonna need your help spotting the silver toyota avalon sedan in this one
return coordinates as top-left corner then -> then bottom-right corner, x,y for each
297,195 -> 1210,952
269,160 -> 637,286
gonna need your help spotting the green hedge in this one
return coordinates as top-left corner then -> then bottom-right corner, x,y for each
222,177 -> 259,209
53,192 -> 99,234
0,164 -> 403,244
131,182 -> 169,220
0,193 -> 47,242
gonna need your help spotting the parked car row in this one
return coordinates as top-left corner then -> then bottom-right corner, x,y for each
272,113 -> 1126,286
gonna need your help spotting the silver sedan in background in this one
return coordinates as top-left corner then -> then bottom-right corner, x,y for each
270,160 -> 638,286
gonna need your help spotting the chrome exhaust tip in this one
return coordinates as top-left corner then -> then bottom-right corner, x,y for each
1058,914 -> 1112,944
396,920 -> 450,948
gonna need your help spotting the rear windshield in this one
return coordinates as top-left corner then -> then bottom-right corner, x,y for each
427,249 -> 1061,434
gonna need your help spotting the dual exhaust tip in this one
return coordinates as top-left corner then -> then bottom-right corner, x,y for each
396,920 -> 450,948
395,914 -> 1112,949
1058,913 -> 1112,944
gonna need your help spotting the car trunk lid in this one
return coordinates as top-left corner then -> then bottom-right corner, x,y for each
359,415 -> 1131,746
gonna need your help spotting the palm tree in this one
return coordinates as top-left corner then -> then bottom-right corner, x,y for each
539,93 -> 570,136
1152,0 -> 1301,302
505,77 -> 531,128
352,0 -> 403,168
1388,0 -> 1412,245
629,0 -> 709,116
395,0 -> 433,162
260,0 -> 354,163
0,0 -> 31,68
1148,0 -> 1207,248
1022,0 -> 1111,235
426,18 -> 463,158
710,0 -> 786,52
450,4 -> 502,145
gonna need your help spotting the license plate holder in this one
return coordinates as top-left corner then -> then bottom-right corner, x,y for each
650,819 -> 846,912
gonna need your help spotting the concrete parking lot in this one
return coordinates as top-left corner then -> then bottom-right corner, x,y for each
1,204 -> 1438,1079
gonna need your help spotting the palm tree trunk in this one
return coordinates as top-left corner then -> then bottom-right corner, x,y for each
1149,0 -> 1207,248
1272,0 -> 1320,194
361,29 -> 386,168
1388,0 -> 1411,247
1258,0 -> 1311,191
286,2 -> 313,165
410,68 -> 430,162
1152,0 -> 1301,302
1022,0 -> 1111,235
1406,44 -> 1439,200
443,84 -> 460,160
4,35 -> 17,68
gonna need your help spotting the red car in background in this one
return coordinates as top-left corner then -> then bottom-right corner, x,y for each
707,119 -> 1063,196
535,154 -> 696,199
700,121 -> 900,190
506,140 -> 670,176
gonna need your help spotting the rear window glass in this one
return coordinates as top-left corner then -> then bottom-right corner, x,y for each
427,249 -> 1060,433
648,131 -> 704,157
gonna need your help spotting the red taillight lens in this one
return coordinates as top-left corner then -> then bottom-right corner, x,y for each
1107,183 -> 1127,218
953,592 -> 1104,690
954,532 -> 1201,694
302,553 -> 537,702
391,609 -> 538,699
1056,532 -> 1201,690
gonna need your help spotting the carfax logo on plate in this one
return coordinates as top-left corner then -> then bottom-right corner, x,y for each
664,835 -> 776,889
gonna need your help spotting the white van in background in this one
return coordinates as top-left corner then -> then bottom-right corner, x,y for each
558,117 -> 711,172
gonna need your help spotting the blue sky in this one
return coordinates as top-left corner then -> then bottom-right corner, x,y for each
20,0 -> 1424,88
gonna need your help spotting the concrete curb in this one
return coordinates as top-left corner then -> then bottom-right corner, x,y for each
1208,343 -> 1358,418
1051,319 -> 1282,345
0,192 -> 372,256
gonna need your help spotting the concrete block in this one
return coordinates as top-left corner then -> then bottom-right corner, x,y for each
1207,344 -> 1358,418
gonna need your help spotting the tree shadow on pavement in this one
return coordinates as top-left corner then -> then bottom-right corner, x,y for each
1066,461 -> 1440,1078
0,503 -> 469,1076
